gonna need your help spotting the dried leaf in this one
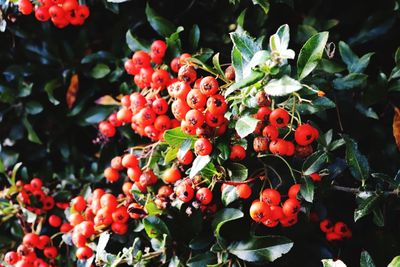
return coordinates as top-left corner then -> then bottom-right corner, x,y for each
393,107 -> 400,150
95,95 -> 120,106
66,74 -> 79,109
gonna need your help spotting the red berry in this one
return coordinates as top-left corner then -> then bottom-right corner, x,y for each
269,108 -> 289,128
112,206 -> 129,224
152,98 -> 169,115
175,181 -> 194,202
236,184 -> 252,199
30,178 -> 43,190
262,125 -> 279,141
178,65 -> 197,84
99,121 -> 116,137
100,193 -> 118,211
187,89 -> 206,109
229,145 -> 246,161
18,0 -> 33,15
48,215 -> 62,228
185,109 -> 205,128
122,154 -> 138,168
199,76 -> 219,96
194,138 -> 213,156
75,246 -> 93,260
163,167 -> 182,184
151,69 -> 170,89
22,233 -> 39,248
35,6 -> 50,21
288,184 -> 301,199
196,187 -> 213,205
320,219 -> 334,233
206,94 -> 227,115
177,149 -> 194,165
310,172 -> 321,182
295,124 -> 316,146
104,167 -> 120,183
256,107 -> 272,122
261,189 -> 281,206
5,251 -> 19,265
269,139 -> 288,155
253,137 -> 269,153
249,200 -> 271,222
111,222 -> 128,235
150,40 -> 167,58
43,246 -> 58,259
170,57 -> 180,72
282,198 -> 301,217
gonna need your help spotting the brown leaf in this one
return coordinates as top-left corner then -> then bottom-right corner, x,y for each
95,95 -> 121,106
393,107 -> 400,150
66,74 -> 79,109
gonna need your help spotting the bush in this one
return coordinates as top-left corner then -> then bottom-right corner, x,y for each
1,0 -> 400,266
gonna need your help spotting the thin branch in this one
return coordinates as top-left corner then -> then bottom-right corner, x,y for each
332,185 -> 399,196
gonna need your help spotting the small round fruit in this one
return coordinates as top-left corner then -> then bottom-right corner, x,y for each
48,215 -> 62,228
261,189 -> 281,206
104,167 -> 120,183
282,198 -> 301,217
253,137 -> 268,153
236,184 -> 252,199
229,145 -> 246,161
76,246 -> 93,260
295,124 -> 316,146
194,138 -> 213,156
175,181 -> 194,202
163,167 -> 182,184
249,200 -> 271,222
269,108 -> 289,128
320,219 -> 334,233
196,187 -> 213,205
199,76 -> 219,96
288,184 -> 301,199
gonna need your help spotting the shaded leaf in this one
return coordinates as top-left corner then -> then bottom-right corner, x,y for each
143,216 -> 170,239
22,116 -> 42,144
354,195 -> 380,222
302,151 -> 328,175
145,3 -> 176,37
228,235 -> 293,263
190,155 -> 211,178
333,73 -> 368,90
212,208 -> 244,237
360,251 -> 376,267
91,64 -> 110,79
344,136 -> 370,181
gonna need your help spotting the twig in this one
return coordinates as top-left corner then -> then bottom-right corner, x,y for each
332,185 -> 399,196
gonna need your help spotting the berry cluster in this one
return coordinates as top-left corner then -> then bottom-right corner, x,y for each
249,184 -> 302,227
320,219 -> 352,241
4,178 -> 70,267
252,92 -> 318,158
17,0 -> 89,28
4,233 -> 58,267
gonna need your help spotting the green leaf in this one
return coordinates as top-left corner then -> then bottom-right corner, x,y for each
388,256 -> 400,267
164,127 -> 196,147
21,207 -> 37,223
221,184 -> 239,206
264,75 -> 302,96
344,136 -> 370,181
297,32 -> 329,80
80,106 -> 114,125
327,139 -> 346,151
187,252 -> 217,267
355,103 -> 379,120
201,162 -> 218,180
322,259 -> 347,267
354,195 -> 380,222
252,0 -> 270,14
302,151 -> 328,175
275,24 -> 290,48
189,24 -> 200,51
22,116 -> 42,144
232,46 -> 244,81
145,200 -> 163,216
235,116 -> 259,138
228,235 -> 293,263
360,251 -> 376,267
44,79 -> 60,105
333,73 -> 368,90
164,147 -> 179,163
338,41 -> 374,73
166,26 -> 184,59
25,101 -> 43,115
338,41 -> 358,70
300,176 -> 314,202
145,3 -> 176,37
212,208 -> 244,238
224,70 -> 264,97
81,51 -> 115,64
372,208 -> 384,227
395,47 -> 400,67
371,173 -> 399,187
212,53 -> 225,78
126,30 -> 149,52
91,63 -> 110,79
190,155 -> 211,178
143,216 -> 170,239
227,163 -> 248,181
295,97 -> 335,115
230,30 -> 261,63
